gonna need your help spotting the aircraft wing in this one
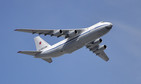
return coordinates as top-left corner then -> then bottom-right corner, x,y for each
86,40 -> 109,61
15,28 -> 85,38
42,58 -> 52,63
96,51 -> 109,61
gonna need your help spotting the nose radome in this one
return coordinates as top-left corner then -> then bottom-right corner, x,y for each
106,23 -> 112,30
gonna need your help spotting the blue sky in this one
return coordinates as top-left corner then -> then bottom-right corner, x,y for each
0,0 -> 141,84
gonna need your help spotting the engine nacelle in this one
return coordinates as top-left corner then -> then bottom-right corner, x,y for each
87,38 -> 102,48
52,30 -> 63,36
94,45 -> 106,54
66,30 -> 78,38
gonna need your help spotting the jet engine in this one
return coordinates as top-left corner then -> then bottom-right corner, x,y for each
87,38 -> 102,48
65,30 -> 78,38
94,45 -> 107,54
51,30 -> 63,36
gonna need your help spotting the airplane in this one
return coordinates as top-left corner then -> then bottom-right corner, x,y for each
15,21 -> 112,63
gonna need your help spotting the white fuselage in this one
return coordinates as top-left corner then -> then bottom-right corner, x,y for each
35,22 -> 112,58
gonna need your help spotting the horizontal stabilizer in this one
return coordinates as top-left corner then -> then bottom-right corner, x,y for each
18,51 -> 41,56
42,58 -> 52,63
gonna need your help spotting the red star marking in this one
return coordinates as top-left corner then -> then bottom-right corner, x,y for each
39,41 -> 41,45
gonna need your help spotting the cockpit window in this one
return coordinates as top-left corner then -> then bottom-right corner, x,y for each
100,21 -> 104,23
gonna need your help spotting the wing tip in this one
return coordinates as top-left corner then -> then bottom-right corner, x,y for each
14,29 -> 29,31
105,58 -> 109,62
15,29 -> 22,31
17,51 -> 21,53
14,29 -> 18,31
48,61 -> 52,63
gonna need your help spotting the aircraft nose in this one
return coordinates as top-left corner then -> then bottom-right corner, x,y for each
106,23 -> 112,30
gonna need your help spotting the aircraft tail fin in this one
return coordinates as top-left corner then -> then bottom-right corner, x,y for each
34,36 -> 51,51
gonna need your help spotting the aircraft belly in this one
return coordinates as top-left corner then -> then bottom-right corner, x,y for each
47,48 -> 66,57
81,28 -> 107,43
62,30 -> 101,53
39,27 -> 109,58
65,44 -> 83,53
63,38 -> 84,53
